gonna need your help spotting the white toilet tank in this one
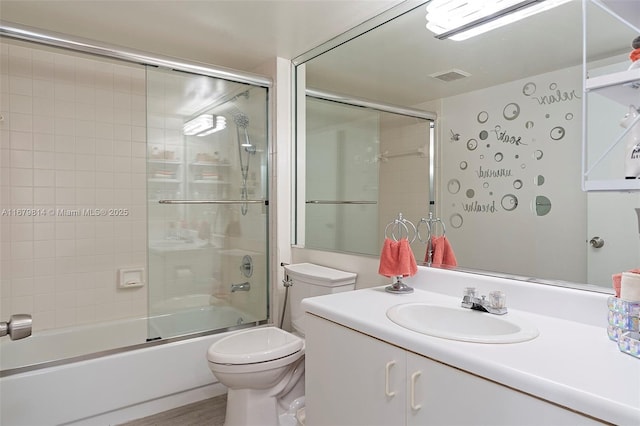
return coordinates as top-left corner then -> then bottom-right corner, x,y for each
284,263 -> 357,336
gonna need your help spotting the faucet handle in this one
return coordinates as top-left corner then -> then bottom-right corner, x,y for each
461,287 -> 476,308
463,287 -> 477,298
488,290 -> 506,310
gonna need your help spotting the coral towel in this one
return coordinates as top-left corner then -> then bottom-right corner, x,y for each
427,235 -> 458,267
378,238 -> 418,278
613,269 -> 640,298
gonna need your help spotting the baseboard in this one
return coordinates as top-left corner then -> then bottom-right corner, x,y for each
65,382 -> 228,426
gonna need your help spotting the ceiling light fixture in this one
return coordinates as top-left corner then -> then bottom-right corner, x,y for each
183,114 -> 227,136
425,0 -> 571,41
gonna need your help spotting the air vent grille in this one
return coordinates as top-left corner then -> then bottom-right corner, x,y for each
429,69 -> 471,82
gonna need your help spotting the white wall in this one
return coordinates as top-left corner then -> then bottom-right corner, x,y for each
435,66 -> 587,283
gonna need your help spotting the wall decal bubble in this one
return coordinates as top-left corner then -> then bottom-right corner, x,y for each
550,126 -> 565,140
450,213 -> 463,229
536,175 -> 545,186
501,194 -> 518,211
549,82 -> 557,90
483,182 -> 489,188
534,195 -> 552,216
513,179 -> 523,189
525,121 -> 534,129
459,161 -> 468,170
447,179 -> 461,194
466,189 -> 475,198
522,82 -> 536,96
494,152 -> 504,162
503,103 -> 520,121
565,112 -> 573,120
467,139 -> 478,150
479,130 -> 489,140
534,150 -> 543,160
477,111 -> 489,123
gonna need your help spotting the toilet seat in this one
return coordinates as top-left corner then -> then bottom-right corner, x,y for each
207,326 -> 304,365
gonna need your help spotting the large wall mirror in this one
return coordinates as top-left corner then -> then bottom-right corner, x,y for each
294,0 -> 640,291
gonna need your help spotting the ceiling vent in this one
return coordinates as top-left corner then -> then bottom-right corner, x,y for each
429,69 -> 471,82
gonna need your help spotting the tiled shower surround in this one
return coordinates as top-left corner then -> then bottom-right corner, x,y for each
0,39 -> 148,331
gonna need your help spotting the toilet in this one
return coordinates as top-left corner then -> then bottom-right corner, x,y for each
207,263 -> 357,426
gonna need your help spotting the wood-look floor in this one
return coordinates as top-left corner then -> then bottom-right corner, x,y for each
119,394 -> 227,426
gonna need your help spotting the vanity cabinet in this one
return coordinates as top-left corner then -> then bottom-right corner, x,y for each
304,313 -> 605,425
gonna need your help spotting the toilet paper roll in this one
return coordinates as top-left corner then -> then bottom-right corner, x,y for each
620,272 -> 640,302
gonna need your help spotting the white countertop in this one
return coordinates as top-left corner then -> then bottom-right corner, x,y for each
302,269 -> 640,425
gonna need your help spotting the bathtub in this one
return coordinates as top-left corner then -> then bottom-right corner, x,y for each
0,304 -> 265,425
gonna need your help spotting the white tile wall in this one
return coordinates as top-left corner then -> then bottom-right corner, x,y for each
0,39 -> 148,331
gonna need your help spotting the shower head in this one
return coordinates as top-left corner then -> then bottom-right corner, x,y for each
233,113 -> 249,129
234,113 -> 253,148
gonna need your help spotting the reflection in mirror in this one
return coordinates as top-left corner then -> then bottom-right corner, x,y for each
295,0 -> 640,290
302,94 -> 433,256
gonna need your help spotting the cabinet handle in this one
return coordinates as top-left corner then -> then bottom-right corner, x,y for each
410,371 -> 422,411
385,361 -> 396,397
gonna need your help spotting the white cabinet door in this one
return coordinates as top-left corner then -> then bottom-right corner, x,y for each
406,352 -> 604,426
305,313 -> 406,426
305,317 -> 605,425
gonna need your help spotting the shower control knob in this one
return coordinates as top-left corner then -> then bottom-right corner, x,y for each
0,314 -> 32,340
589,237 -> 605,249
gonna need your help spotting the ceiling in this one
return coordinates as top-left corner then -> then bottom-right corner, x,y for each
304,0 -> 640,106
1,0 -> 638,109
0,0 -> 404,72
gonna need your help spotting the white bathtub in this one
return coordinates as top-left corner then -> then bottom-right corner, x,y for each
0,305 -> 264,425
1,303 -> 251,371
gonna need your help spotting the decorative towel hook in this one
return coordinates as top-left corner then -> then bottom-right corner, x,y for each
384,213 -> 417,243
417,212 -> 446,266
417,212 -> 445,243
381,213 -> 417,294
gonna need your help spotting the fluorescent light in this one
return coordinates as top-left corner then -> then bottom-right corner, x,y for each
183,114 -> 226,136
197,116 -> 227,136
426,0 -> 571,41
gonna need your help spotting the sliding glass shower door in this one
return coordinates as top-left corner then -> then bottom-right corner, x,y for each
146,68 -> 269,340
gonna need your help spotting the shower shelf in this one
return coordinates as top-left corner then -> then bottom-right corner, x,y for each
148,178 -> 181,183
190,162 -> 231,167
149,159 -> 182,165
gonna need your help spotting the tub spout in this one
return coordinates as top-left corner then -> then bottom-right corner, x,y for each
231,282 -> 251,292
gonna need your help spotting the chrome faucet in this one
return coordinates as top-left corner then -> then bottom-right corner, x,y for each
231,282 -> 251,292
461,287 -> 507,315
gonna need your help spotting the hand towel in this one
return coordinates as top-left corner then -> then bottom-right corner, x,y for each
378,238 -> 397,277
378,238 -> 418,277
427,235 -> 458,267
397,238 -> 418,277
613,269 -> 640,298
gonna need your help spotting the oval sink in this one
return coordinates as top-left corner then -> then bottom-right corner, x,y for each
387,303 -> 539,343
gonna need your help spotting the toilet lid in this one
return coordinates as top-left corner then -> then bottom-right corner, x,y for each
207,326 -> 304,365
